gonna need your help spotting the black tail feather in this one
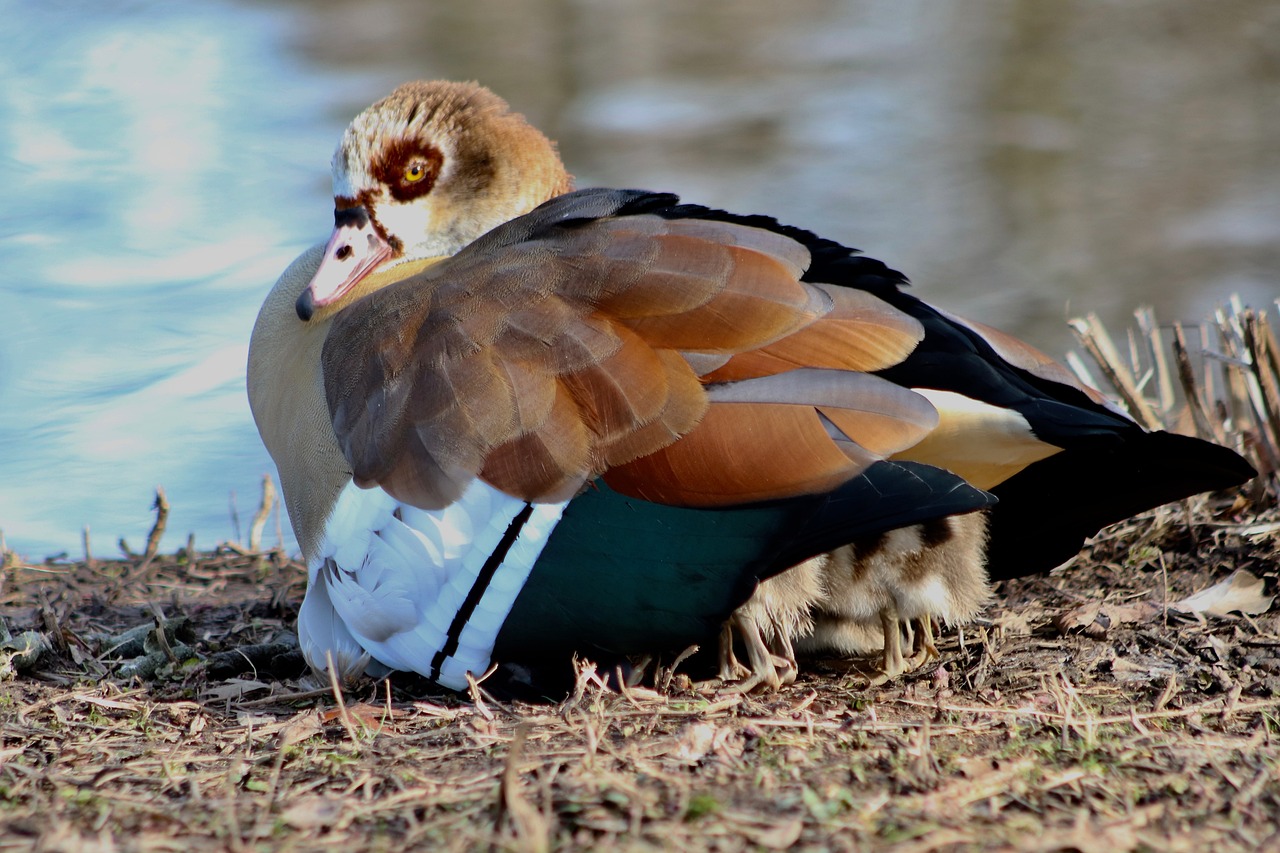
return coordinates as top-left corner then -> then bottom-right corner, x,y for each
986,431 -> 1254,579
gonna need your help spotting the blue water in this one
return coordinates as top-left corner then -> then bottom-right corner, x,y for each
2,1 -> 1276,558
0,1 -> 345,555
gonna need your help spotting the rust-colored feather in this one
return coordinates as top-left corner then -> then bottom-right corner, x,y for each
555,322 -> 672,442
604,403 -> 860,506
703,285 -> 923,381
610,242 -> 823,351
602,370 -> 937,506
598,349 -> 709,467
479,384 -> 593,502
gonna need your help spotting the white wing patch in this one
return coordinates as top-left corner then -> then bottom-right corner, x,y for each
298,479 -> 568,690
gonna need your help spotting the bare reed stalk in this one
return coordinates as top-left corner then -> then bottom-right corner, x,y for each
248,475 -> 276,553
1068,313 -> 1162,429
1134,306 -> 1175,413
143,487 -> 169,563
1170,323 -> 1222,442
1070,298 -> 1276,499
82,526 -> 96,570
498,722 -> 550,853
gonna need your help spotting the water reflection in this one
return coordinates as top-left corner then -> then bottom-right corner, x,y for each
1,0 -> 1276,557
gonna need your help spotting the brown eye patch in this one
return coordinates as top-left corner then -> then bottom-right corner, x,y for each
372,139 -> 445,202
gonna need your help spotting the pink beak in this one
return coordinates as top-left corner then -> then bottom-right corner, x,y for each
296,207 -> 393,320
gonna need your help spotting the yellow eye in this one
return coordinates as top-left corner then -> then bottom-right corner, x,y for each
403,161 -> 428,183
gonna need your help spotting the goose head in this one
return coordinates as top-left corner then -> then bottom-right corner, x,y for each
297,80 -> 574,321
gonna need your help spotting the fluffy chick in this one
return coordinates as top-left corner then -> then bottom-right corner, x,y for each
797,511 -> 990,683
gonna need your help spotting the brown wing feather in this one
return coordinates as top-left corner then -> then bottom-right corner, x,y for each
597,349 -> 709,467
554,322 -> 673,443
608,242 -> 824,350
479,384 -> 593,502
323,207 -> 934,509
604,403 -> 860,505
703,284 -> 924,381
602,370 -> 938,506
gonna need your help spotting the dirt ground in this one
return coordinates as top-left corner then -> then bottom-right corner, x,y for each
2,491 -> 1278,852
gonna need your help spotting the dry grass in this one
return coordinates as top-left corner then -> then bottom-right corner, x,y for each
2,495 -> 1277,852
3,301 -> 1279,852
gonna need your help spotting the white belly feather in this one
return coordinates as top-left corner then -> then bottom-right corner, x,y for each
299,479 -> 567,690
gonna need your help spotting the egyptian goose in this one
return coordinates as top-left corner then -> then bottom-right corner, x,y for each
248,81 -> 1254,693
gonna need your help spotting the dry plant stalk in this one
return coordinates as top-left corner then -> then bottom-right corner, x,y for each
1069,298 -> 1277,497
1068,312 -> 1162,430
248,475 -> 276,553
143,486 -> 170,563
1171,322 -> 1223,443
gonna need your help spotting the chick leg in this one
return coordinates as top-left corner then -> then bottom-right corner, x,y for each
866,603 -> 907,687
768,629 -> 800,688
718,621 -> 751,682
725,612 -> 793,693
906,616 -> 940,670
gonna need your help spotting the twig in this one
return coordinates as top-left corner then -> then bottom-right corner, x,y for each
236,687 -> 335,708
1134,306 -> 1175,413
1243,310 -> 1280,454
248,475 -> 276,553
1154,673 -> 1180,713
497,722 -> 549,852
150,603 -> 179,664
38,589 -> 69,656
143,487 -> 169,563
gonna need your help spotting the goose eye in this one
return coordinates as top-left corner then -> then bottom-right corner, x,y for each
403,161 -> 429,184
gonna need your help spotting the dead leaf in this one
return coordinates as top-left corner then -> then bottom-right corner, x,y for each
743,818 -> 804,849
992,611 -> 1033,636
201,679 -> 270,701
278,711 -> 324,748
663,722 -> 743,765
1173,570 -> 1273,617
73,693 -> 140,712
320,701 -> 403,730
280,796 -> 344,830
1055,600 -> 1161,636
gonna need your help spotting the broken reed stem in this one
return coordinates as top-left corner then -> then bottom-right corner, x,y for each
1068,313 -> 1162,430
247,474 -> 276,553
82,525 -> 96,570
324,650 -> 361,750
150,603 -> 179,664
1217,313 -> 1253,441
1134,306 -> 1175,412
143,487 -> 169,563
1171,323 -> 1222,443
1242,311 -> 1280,455
1201,324 -> 1218,412
1214,308 -> 1280,471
